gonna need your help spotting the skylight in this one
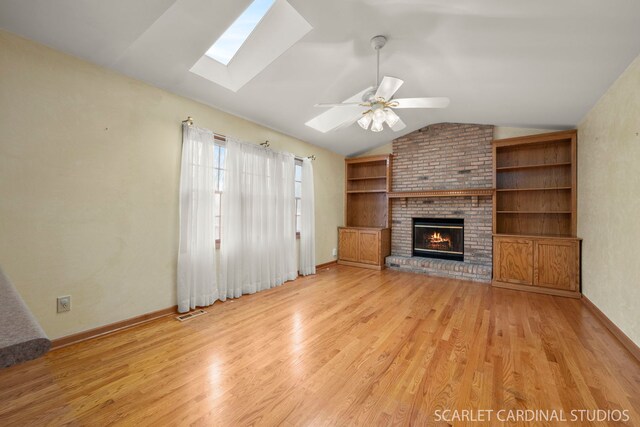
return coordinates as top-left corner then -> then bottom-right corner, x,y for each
190,0 -> 312,92
205,0 -> 275,65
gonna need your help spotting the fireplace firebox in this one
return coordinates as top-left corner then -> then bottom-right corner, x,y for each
412,218 -> 464,261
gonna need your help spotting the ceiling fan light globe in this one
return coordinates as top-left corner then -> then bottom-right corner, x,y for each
357,113 -> 372,130
371,121 -> 384,132
384,109 -> 400,127
373,108 -> 386,123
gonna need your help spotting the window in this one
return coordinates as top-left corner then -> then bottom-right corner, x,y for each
214,142 -> 226,242
213,139 -> 302,242
205,0 -> 275,66
295,160 -> 302,234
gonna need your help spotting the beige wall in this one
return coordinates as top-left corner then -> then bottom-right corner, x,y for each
578,54 -> 640,346
355,126 -> 554,157
0,30 -> 344,339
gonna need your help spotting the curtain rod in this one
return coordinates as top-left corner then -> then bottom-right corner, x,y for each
183,117 -> 316,161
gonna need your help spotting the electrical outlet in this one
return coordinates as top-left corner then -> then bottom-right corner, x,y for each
332,248 -> 337,257
57,296 -> 71,313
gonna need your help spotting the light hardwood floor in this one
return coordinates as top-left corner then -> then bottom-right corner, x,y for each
1,265 -> 639,426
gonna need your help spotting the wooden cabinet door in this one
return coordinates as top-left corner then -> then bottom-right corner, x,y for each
494,238 -> 534,285
534,240 -> 579,291
338,228 -> 359,262
358,230 -> 380,265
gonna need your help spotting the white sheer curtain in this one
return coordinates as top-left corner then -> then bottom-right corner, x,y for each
299,159 -> 316,275
177,124 -> 219,313
219,138 -> 298,299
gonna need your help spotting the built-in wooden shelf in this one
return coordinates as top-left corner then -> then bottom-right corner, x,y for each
496,162 -> 572,171
387,188 -> 495,198
492,130 -> 580,299
497,211 -> 572,214
496,187 -> 572,192
343,154 -> 391,226
347,176 -> 387,181
340,154 -> 392,270
493,130 -> 577,237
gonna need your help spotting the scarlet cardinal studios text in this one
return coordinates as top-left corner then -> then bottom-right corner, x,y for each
433,409 -> 630,423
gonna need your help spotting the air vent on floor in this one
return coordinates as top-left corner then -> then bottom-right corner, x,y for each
176,309 -> 207,322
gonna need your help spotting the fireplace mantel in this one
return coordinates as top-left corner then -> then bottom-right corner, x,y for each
388,188 -> 494,198
388,188 -> 494,207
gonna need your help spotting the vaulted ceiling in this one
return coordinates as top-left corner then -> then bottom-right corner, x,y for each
1,0 -> 639,155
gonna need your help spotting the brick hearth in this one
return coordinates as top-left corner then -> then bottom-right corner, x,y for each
386,254 -> 492,282
386,123 -> 494,282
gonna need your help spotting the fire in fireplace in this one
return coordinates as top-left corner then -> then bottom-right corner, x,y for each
412,218 -> 464,261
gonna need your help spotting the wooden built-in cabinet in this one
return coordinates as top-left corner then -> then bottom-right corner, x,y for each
338,155 -> 392,269
493,237 -> 534,286
493,235 -> 580,298
492,130 -> 581,298
338,227 -> 391,270
338,228 -> 359,262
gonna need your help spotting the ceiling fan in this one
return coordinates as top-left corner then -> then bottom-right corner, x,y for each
305,35 -> 450,133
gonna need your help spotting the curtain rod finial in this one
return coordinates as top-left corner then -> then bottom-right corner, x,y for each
183,116 -> 194,126
307,155 -> 316,161
260,140 -> 270,148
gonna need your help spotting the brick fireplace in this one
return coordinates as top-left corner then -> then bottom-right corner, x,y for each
385,123 -> 494,282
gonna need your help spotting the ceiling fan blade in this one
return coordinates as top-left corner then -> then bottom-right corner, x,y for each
306,86 -> 373,132
391,117 -> 407,132
305,105 -> 367,133
314,102 -> 364,107
375,76 -> 404,101
314,85 -> 374,107
392,97 -> 450,109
